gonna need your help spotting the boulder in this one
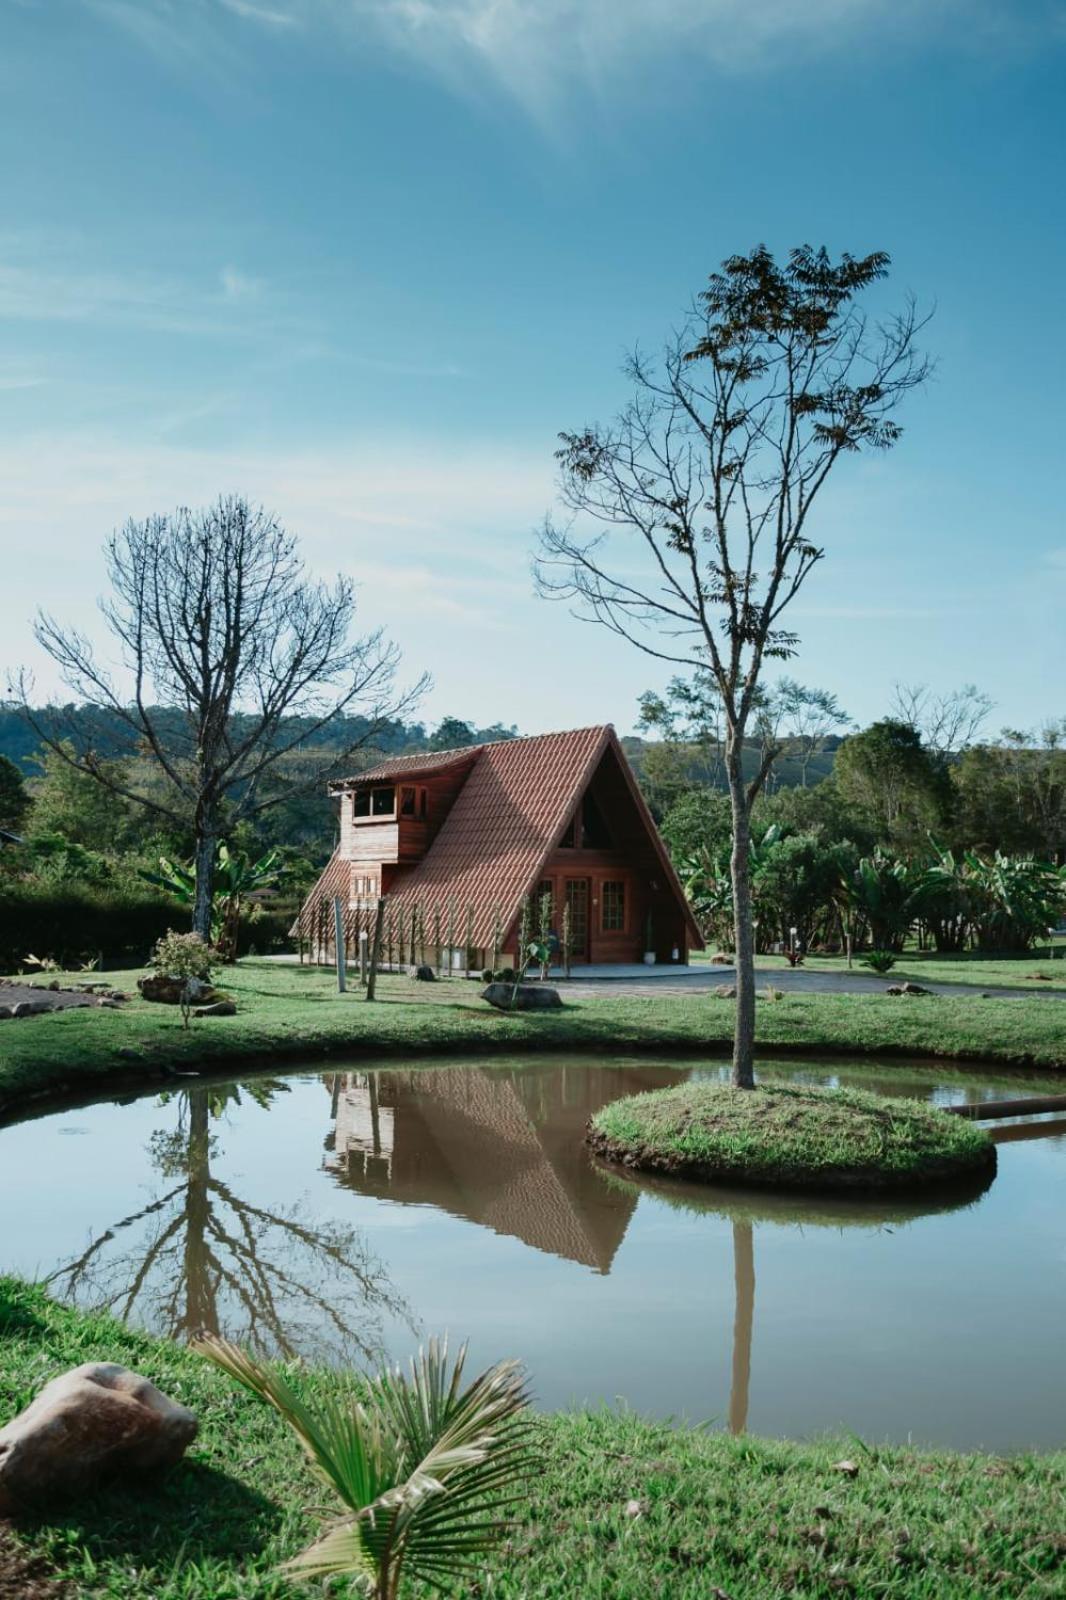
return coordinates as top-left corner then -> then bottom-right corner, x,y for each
137,974 -> 217,1006
0,1363 -> 197,1513
192,999 -> 237,1018
481,982 -> 563,1011
886,982 -> 933,997
713,984 -> 737,999
410,965 -> 437,982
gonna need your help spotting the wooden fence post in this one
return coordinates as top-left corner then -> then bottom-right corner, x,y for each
366,898 -> 387,1002
333,897 -> 347,993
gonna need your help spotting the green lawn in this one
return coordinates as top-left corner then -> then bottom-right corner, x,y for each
3,958 -> 1066,1123
2,1278 -> 1063,1599
589,1078 -> 995,1190
696,942 -> 1066,990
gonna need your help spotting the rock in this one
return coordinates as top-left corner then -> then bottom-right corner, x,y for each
713,984 -> 737,999
709,953 -> 732,965
192,999 -> 237,1017
11,1000 -> 51,1018
117,1047 -> 142,1059
0,1363 -> 197,1513
0,1006 -> 11,1020
886,982 -> 933,997
481,982 -> 564,1011
410,965 -> 437,982
137,974 -> 217,1006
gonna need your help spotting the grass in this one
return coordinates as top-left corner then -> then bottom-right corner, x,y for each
696,941 -> 1066,991
2,958 -> 1066,1124
2,1277 -> 1064,1599
587,1080 -> 996,1191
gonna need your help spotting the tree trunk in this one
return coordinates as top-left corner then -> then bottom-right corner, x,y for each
192,829 -> 216,943
727,749 -> 756,1089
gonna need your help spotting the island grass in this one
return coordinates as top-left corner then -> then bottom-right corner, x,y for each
588,1080 -> 995,1191
1,1278 -> 1064,1598
2,958 -> 1066,1123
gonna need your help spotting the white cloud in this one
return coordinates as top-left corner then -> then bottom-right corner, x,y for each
85,0 -> 1015,121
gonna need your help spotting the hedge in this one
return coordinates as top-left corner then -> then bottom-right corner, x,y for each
0,887 -> 295,972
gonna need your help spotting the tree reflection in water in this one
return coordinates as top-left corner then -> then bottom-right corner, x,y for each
46,1080 -> 414,1363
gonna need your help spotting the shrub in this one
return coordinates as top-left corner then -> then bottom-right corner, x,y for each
861,948 -> 897,974
481,968 -> 494,983
0,884 -> 177,973
151,929 -> 214,981
494,966 -> 516,983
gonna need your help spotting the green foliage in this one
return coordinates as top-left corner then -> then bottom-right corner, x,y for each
0,882 -> 176,972
834,720 -> 949,849
196,1333 -> 531,1598
151,929 -> 214,982
861,949 -> 897,974
142,843 -> 285,961
0,754 -> 29,833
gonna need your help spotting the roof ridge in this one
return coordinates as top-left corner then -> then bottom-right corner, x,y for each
344,723 -> 615,777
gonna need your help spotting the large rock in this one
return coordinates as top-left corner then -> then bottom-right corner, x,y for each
137,974 -> 217,1006
410,964 -> 436,982
886,982 -> 933,997
481,982 -> 563,1011
0,1363 -> 197,1513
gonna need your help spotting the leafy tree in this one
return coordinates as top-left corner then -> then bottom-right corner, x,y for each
0,754 -> 29,833
951,725 -> 1066,861
773,678 -> 852,786
27,741 -> 145,853
753,832 -> 846,950
18,496 -> 426,938
538,245 -> 929,1086
834,719 -> 949,849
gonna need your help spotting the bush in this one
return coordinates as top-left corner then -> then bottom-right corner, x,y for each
861,948 -> 897,974
494,966 -> 516,983
151,929 -> 213,981
0,884 -> 178,973
481,968 -> 494,983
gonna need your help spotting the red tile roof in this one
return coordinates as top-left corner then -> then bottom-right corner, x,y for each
382,726 -> 610,948
330,746 -> 481,789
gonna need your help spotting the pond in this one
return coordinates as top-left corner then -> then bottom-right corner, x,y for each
1,1055 -> 1064,1452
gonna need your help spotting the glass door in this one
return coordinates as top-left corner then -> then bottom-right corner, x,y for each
564,878 -> 591,962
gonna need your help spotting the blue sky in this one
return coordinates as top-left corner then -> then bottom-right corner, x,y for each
1,0 -> 1063,739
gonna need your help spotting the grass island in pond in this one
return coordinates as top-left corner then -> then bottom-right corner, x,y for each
587,1080 -> 996,1192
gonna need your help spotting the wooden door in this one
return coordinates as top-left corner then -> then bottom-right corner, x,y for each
565,878 -> 591,962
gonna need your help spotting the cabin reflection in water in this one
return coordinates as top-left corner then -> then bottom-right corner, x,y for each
323,1065 -> 687,1272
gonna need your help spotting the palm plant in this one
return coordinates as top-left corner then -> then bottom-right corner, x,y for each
195,1334 -> 532,1599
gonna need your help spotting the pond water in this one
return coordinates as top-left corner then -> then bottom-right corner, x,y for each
1,1055 -> 1064,1452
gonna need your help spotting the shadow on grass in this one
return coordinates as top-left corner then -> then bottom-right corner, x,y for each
18,1458 -> 285,1569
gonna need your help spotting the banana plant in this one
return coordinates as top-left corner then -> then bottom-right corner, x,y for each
141,844 -> 284,962
195,1335 -> 533,1599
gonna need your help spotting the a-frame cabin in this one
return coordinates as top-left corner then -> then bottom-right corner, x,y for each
297,725 -> 702,968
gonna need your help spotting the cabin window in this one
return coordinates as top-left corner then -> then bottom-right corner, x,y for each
601,881 -> 626,932
371,786 -> 395,816
353,791 -> 370,818
400,786 -> 417,817
582,790 -> 612,849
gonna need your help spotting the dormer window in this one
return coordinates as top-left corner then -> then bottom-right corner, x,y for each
353,784 -> 427,823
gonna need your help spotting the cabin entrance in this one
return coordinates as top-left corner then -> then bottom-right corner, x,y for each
564,878 -> 591,963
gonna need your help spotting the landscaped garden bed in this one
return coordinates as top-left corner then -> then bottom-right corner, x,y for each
587,1080 -> 996,1192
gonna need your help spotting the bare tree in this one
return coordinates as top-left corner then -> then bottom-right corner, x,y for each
15,496 -> 428,937
537,245 -> 930,1087
891,681 -> 993,757
774,679 -> 852,786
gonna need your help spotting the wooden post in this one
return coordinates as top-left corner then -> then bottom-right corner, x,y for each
366,898 -> 386,1002
333,897 -> 346,993
465,906 -> 475,978
359,928 -> 369,986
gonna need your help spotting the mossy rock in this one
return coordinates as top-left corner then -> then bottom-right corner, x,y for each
587,1080 -> 996,1194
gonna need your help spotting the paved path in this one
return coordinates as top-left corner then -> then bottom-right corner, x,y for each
559,966 -> 1066,1003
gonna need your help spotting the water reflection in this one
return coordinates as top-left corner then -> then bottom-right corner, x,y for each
322,1064 -> 687,1271
46,1081 -> 412,1362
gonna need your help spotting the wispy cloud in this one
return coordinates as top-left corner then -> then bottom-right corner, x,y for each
83,0 -> 1060,121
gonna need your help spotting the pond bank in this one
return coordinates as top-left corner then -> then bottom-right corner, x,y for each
2,959 -> 1065,1127
2,1278 -> 1064,1599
